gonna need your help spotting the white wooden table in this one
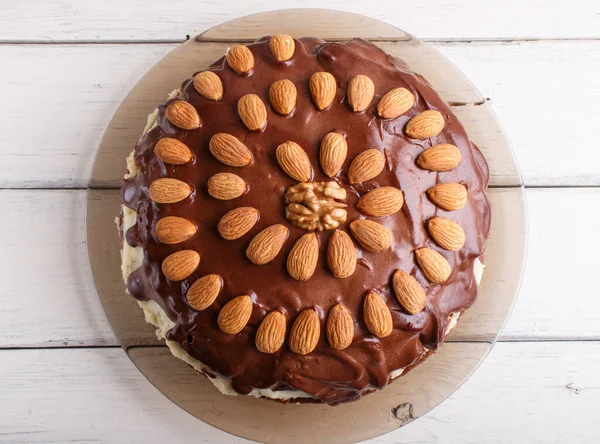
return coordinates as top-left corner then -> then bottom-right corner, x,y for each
1,2 -> 599,443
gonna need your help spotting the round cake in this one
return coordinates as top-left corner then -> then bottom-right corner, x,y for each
118,36 -> 491,405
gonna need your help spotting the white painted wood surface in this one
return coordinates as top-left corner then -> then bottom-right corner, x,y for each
2,3 -> 598,442
2,40 -> 599,188
1,343 -> 598,443
2,1 -> 600,41
1,188 -> 597,348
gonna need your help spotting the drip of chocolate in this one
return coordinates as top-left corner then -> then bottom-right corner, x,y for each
121,37 -> 491,405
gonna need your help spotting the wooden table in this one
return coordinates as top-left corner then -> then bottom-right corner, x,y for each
1,2 -> 599,443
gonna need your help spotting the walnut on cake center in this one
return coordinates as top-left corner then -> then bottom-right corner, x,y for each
284,181 -> 347,232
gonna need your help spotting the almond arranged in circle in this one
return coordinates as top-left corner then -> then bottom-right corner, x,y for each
154,138 -> 193,165
363,291 -> 393,338
238,94 -> 267,131
187,274 -> 222,311
348,149 -> 386,184
287,233 -> 319,281
207,173 -> 247,200
349,219 -> 392,253
161,250 -> 200,281
415,247 -> 452,284
193,71 -> 223,101
217,207 -> 259,240
428,217 -> 465,251
406,110 -> 445,139
209,133 -> 252,167
289,308 -> 320,355
347,74 -> 375,112
357,187 -> 404,217
269,79 -> 297,115
309,72 -> 336,110
326,304 -> 354,350
417,144 -> 462,171
276,141 -> 313,182
155,216 -> 197,244
320,132 -> 347,177
327,230 -> 356,278
269,34 -> 295,62
377,87 -> 415,119
256,311 -> 287,354
226,45 -> 254,75
165,100 -> 200,130
148,178 -> 192,204
392,270 -> 427,315
246,224 -> 290,265
427,183 -> 468,211
217,295 -> 253,334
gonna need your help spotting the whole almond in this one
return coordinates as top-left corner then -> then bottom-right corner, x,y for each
392,270 -> 427,315
226,45 -> 254,74
269,79 -> 297,115
347,75 -> 375,112
406,110 -> 445,139
276,141 -> 313,182
415,247 -> 452,284
269,34 -> 295,62
357,187 -> 404,217
349,219 -> 392,253
287,233 -> 319,281
309,72 -> 336,110
209,133 -> 252,167
427,183 -> 468,211
238,94 -> 267,131
161,250 -> 200,281
320,132 -> 347,177
428,217 -> 465,251
327,230 -> 356,278
193,71 -> 223,101
154,138 -> 193,165
207,173 -> 247,200
155,216 -> 197,244
148,178 -> 192,204
289,308 -> 320,355
186,274 -> 222,311
417,144 -> 462,171
348,149 -> 386,184
363,291 -> 393,338
326,304 -> 354,350
217,295 -> 253,334
217,207 -> 259,240
165,100 -> 200,130
256,311 -> 287,354
246,224 -> 290,265
377,87 -> 415,119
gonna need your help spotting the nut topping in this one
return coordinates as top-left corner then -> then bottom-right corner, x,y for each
285,181 -> 347,232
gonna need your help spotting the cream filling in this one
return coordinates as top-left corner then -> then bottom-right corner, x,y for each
117,94 -> 486,402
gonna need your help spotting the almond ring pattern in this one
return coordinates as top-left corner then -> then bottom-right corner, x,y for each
121,36 -> 491,405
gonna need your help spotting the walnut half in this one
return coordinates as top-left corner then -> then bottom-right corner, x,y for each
285,181 -> 347,232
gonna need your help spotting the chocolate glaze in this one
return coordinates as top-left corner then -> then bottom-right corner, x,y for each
121,37 -> 491,405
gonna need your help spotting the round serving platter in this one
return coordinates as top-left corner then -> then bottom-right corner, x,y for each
86,9 -> 526,443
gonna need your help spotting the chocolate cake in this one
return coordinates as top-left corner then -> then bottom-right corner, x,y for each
118,35 -> 491,405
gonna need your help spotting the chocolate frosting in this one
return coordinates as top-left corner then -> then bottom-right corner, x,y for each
121,37 -> 491,405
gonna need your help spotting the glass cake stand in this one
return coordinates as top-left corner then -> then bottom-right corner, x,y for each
86,9 -> 526,443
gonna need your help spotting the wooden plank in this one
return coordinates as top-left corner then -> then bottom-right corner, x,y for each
1,41 -> 596,188
197,9 -> 410,41
2,188 -> 597,347
0,343 -> 598,442
437,41 -> 600,187
1,1 -> 599,41
126,343 -> 490,443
